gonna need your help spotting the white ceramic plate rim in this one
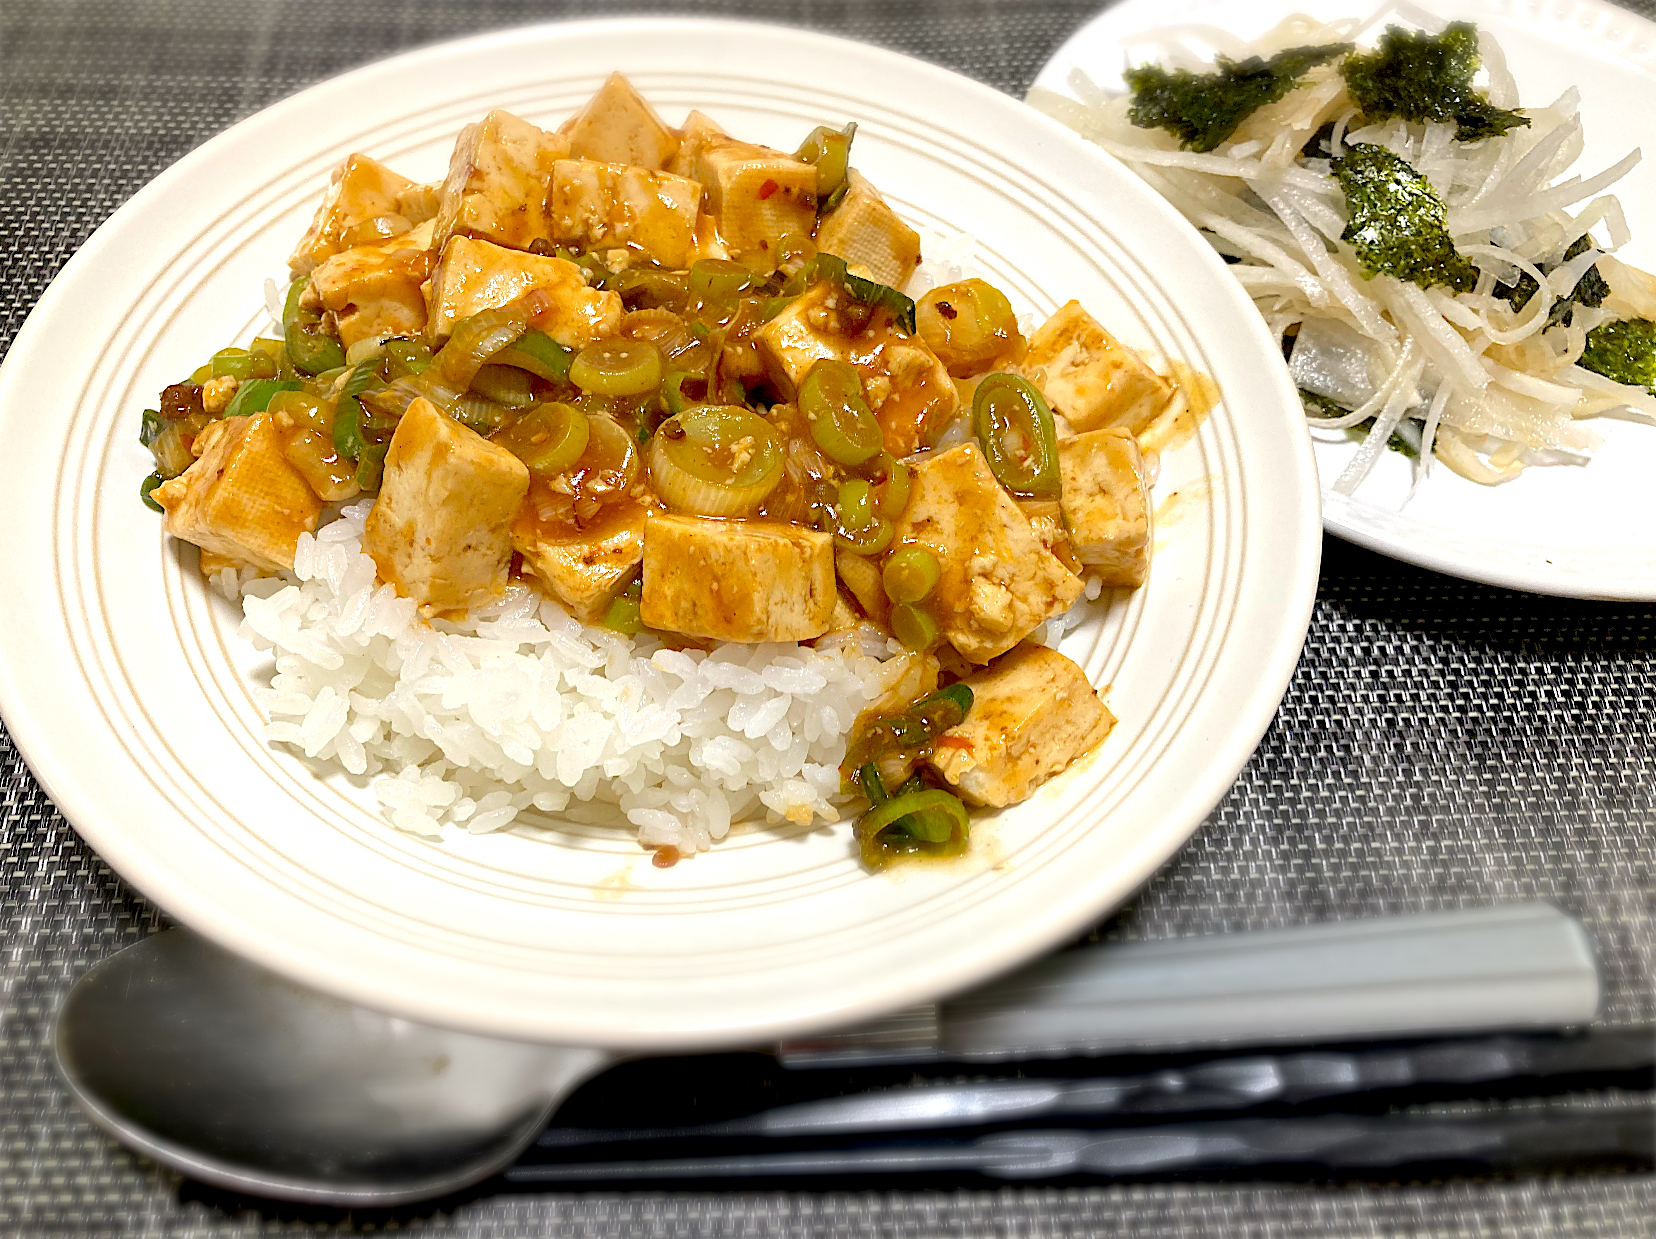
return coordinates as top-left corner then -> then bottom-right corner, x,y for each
0,16 -> 1321,1046
1036,0 -> 1656,600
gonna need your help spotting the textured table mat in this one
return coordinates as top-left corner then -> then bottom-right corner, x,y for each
1,1 -> 1652,1234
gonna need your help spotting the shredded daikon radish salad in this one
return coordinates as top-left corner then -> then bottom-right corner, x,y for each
1030,6 -> 1656,494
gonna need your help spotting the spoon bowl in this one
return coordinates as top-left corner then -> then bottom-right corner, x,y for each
54,929 -> 611,1205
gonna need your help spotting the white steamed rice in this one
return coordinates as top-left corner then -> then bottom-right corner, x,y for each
225,501 -> 910,852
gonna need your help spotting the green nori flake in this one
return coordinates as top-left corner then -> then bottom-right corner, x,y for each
1125,42 -> 1352,153
1301,119 -> 1339,158
1341,22 -> 1529,143
1333,143 -> 1479,292
1579,317 -> 1656,394
1499,234 -> 1610,328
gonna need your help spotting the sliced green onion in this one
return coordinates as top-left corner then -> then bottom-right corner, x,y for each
891,601 -> 939,651
140,472 -> 165,512
601,596 -> 643,635
138,409 -> 164,449
571,338 -> 663,397
871,456 -> 911,520
331,360 -> 381,462
910,682 -> 973,736
882,546 -> 940,604
211,348 -> 256,381
689,259 -> 755,300
382,338 -> 433,380
859,788 -> 968,844
449,394 -> 511,434
613,267 -> 691,309
436,303 -> 532,389
799,358 -> 882,466
857,762 -> 889,807
833,517 -> 893,555
492,329 -> 573,382
470,364 -> 536,407
836,477 -> 875,531
281,276 -> 347,376
355,444 -> 387,491
972,372 -> 1060,498
916,280 -> 1022,375
803,253 -> 917,334
223,378 -> 301,419
580,414 -> 642,491
796,121 -> 857,204
495,402 -> 590,477
661,370 -> 694,416
648,405 -> 784,516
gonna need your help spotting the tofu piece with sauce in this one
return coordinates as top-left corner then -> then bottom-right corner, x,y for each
1058,428 -> 1151,587
513,504 -> 646,624
927,643 -> 1115,808
154,412 -> 323,572
431,110 -> 570,253
813,171 -> 922,291
754,282 -> 958,456
289,154 -> 415,275
890,442 -> 1082,664
307,222 -> 436,349
363,398 -> 529,617
560,72 -> 681,170
667,110 -> 726,180
1021,301 -> 1174,435
549,160 -> 702,270
426,236 -> 622,345
641,513 -> 835,643
692,136 -> 817,271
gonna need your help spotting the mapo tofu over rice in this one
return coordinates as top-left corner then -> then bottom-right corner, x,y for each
140,74 -> 1187,869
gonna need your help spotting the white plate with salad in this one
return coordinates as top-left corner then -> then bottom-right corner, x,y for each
1035,0 -> 1656,598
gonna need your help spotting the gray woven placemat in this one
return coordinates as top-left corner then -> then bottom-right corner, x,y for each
1,1 -> 1652,1234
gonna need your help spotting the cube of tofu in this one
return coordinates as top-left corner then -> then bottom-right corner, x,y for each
363,398 -> 529,617
813,170 -> 922,290
667,110 -> 726,179
1021,301 -> 1173,434
289,154 -> 415,275
431,110 -> 570,253
549,160 -> 702,270
755,283 -> 958,456
308,228 -> 436,349
559,72 -> 680,170
154,412 -> 323,572
825,588 -> 866,634
693,136 -> 817,271
641,513 -> 834,643
1059,429 -> 1151,587
891,442 -> 1083,664
513,503 -> 646,624
926,643 -> 1115,807
426,236 -> 622,345
395,182 -> 443,225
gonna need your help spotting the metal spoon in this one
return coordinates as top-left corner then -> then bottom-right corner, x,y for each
53,929 -> 610,1206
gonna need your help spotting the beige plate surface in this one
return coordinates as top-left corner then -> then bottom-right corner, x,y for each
1037,0 -> 1656,599
0,18 -> 1319,1047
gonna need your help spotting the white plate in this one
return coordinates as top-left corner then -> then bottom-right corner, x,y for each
1037,0 -> 1656,599
0,18 -> 1319,1047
